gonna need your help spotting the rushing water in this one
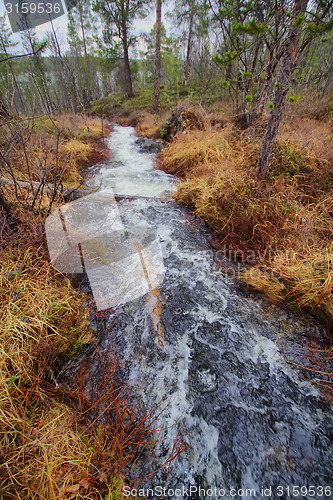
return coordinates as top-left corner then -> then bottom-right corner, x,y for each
85,126 -> 177,197
59,125 -> 332,499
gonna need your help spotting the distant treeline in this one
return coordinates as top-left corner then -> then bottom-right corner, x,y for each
0,0 -> 332,118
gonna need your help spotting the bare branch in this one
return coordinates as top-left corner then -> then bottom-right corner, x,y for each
0,41 -> 47,64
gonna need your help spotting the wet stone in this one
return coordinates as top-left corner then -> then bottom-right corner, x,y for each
135,136 -> 164,154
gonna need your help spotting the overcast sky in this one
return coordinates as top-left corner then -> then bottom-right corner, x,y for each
0,0 -> 166,53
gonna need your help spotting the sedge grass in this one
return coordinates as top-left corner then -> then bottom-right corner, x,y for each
0,236 -> 98,499
0,222 -> 173,498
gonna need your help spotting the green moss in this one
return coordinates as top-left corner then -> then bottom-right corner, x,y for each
89,83 -> 220,116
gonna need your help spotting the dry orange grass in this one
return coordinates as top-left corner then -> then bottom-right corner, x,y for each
50,113 -> 106,142
0,218 -> 164,499
160,127 -> 237,176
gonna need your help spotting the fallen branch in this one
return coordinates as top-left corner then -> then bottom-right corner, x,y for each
0,177 -> 174,203
0,177 -> 95,202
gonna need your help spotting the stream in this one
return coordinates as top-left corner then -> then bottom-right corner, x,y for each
58,125 -> 332,499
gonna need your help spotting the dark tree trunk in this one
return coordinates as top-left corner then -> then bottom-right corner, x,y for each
184,10 -> 194,85
257,0 -> 309,177
153,0 -> 162,113
122,20 -> 134,98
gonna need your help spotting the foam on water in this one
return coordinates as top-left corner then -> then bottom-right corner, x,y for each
86,125 -> 178,197
59,127 -> 333,499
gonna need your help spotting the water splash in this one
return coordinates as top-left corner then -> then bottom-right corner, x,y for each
85,125 -> 178,197
59,127 -> 333,499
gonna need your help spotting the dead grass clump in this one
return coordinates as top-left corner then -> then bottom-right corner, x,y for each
160,107 -> 210,141
289,90 -> 333,121
41,114 -> 109,183
177,107 -> 209,131
0,221 -> 145,498
242,247 -> 333,345
160,128 -> 293,248
134,112 -> 164,139
240,268 -> 286,302
268,140 -> 315,179
113,110 -> 167,139
276,250 -> 333,312
160,128 -> 234,176
0,234 -> 96,498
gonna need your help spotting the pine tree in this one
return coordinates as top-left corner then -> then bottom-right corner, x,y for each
93,0 -> 151,97
257,0 -> 333,177
152,0 -> 162,112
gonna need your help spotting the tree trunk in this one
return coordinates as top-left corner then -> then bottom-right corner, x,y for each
152,0 -> 162,113
184,10 -> 194,85
257,0 -> 309,177
122,19 -> 134,98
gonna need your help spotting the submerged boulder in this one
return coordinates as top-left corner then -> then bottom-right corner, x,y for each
135,137 -> 163,154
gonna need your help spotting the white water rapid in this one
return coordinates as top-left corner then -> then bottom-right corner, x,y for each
59,125 -> 333,500
85,125 -> 177,197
